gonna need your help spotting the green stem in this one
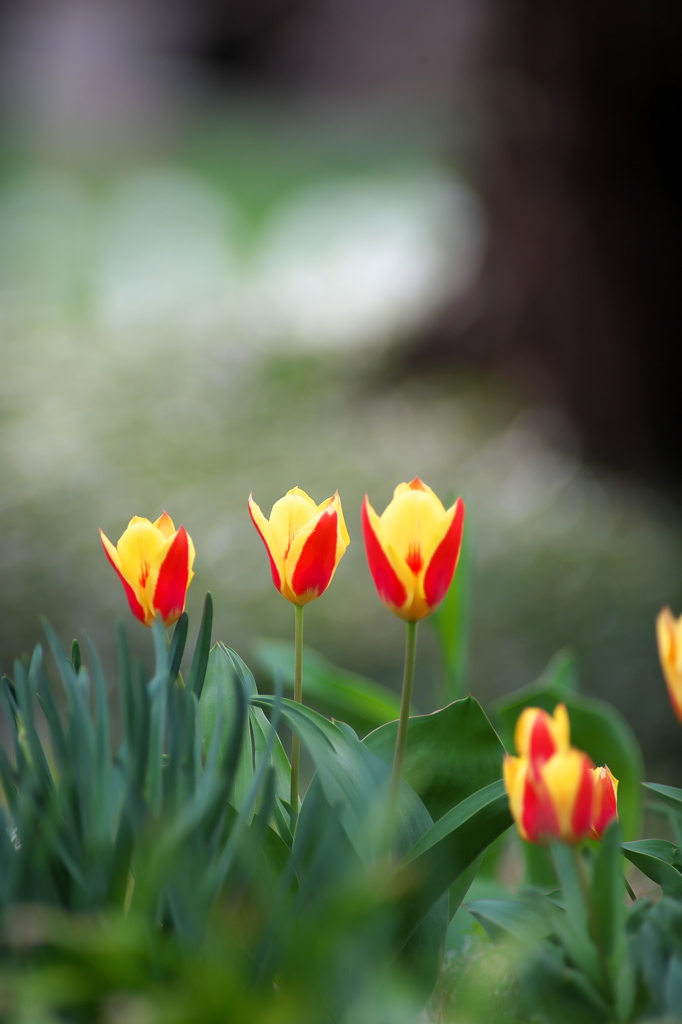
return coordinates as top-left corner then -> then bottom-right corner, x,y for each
290,603 -> 305,813
573,846 -> 612,1000
388,620 -> 419,828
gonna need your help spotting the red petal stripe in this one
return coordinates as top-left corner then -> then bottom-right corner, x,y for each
522,766 -> 559,844
592,769 -> 618,838
290,509 -> 338,600
423,498 -> 465,609
570,755 -> 596,840
100,531 -> 148,625
361,498 -> 408,610
153,526 -> 190,625
528,715 -> 559,764
248,501 -> 283,594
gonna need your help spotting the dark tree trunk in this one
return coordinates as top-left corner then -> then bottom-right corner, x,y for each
412,0 -> 682,477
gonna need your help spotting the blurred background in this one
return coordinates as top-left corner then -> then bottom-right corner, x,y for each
1,0 -> 681,780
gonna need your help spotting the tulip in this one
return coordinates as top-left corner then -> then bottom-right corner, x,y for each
100,513 -> 195,627
503,747 -> 597,845
513,704 -> 570,764
590,765 -> 619,839
504,703 -> 618,845
361,478 -> 465,621
656,607 -> 682,722
249,487 -> 349,814
248,487 -> 349,605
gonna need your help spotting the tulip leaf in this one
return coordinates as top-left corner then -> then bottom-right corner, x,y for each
253,638 -> 403,732
364,695 -> 505,824
250,694 -> 448,995
168,612 -> 188,682
492,651 -> 644,839
622,840 -> 682,898
466,897 -> 550,943
187,592 -> 213,698
200,642 -> 254,813
393,780 -> 512,939
643,782 -> 682,815
251,694 -> 397,858
590,821 -> 626,964
429,508 -> 472,703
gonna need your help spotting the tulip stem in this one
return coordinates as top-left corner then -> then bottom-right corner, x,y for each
388,619 -> 418,829
290,603 -> 305,815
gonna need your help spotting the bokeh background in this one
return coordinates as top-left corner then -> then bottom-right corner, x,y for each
1,0 -> 681,781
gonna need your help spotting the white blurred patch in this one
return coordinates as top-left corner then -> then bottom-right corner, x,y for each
249,174 -> 483,351
92,170 -> 245,341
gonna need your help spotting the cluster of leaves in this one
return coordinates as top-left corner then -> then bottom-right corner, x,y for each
2,546 -> 682,1023
0,594 -> 511,1023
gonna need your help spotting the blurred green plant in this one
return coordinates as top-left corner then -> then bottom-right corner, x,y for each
0,597 -> 512,1022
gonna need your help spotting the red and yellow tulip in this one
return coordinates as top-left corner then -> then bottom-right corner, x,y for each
656,607 -> 682,722
361,478 -> 465,621
503,704 -> 618,845
248,487 -> 349,605
100,513 -> 195,627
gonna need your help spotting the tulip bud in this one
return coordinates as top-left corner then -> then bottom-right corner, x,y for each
590,765 -> 619,839
100,513 -> 195,627
249,487 -> 349,605
656,607 -> 682,723
361,478 -> 465,621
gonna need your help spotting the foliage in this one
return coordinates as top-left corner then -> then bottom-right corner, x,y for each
0,598 -> 511,1022
0,584 -> 681,1021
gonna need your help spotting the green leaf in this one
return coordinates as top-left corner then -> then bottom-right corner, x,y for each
187,592 -> 213,698
393,780 -> 512,938
253,638 -> 402,732
590,820 -> 625,965
200,643 -> 254,813
622,840 -> 682,898
428,507 -> 472,702
168,613 -> 188,682
466,897 -> 549,943
364,695 -> 505,823
492,651 -> 644,839
251,694 -> 396,860
643,782 -> 682,815
550,844 -> 604,992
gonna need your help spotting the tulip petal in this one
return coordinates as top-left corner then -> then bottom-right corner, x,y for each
288,508 -> 339,603
521,763 -> 560,844
657,607 -> 682,722
542,749 -> 595,842
570,754 -> 597,840
591,765 -> 618,839
268,488 -> 320,560
100,529 -> 149,625
249,495 -> 285,595
514,704 -> 570,763
361,496 -> 413,615
153,526 -> 192,626
154,511 -> 176,539
381,485 -> 446,574
422,497 -> 465,610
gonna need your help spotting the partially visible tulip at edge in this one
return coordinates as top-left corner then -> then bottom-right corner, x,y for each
503,704 -> 618,845
361,478 -> 465,621
248,487 -> 349,605
100,513 -> 195,627
656,607 -> 682,722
